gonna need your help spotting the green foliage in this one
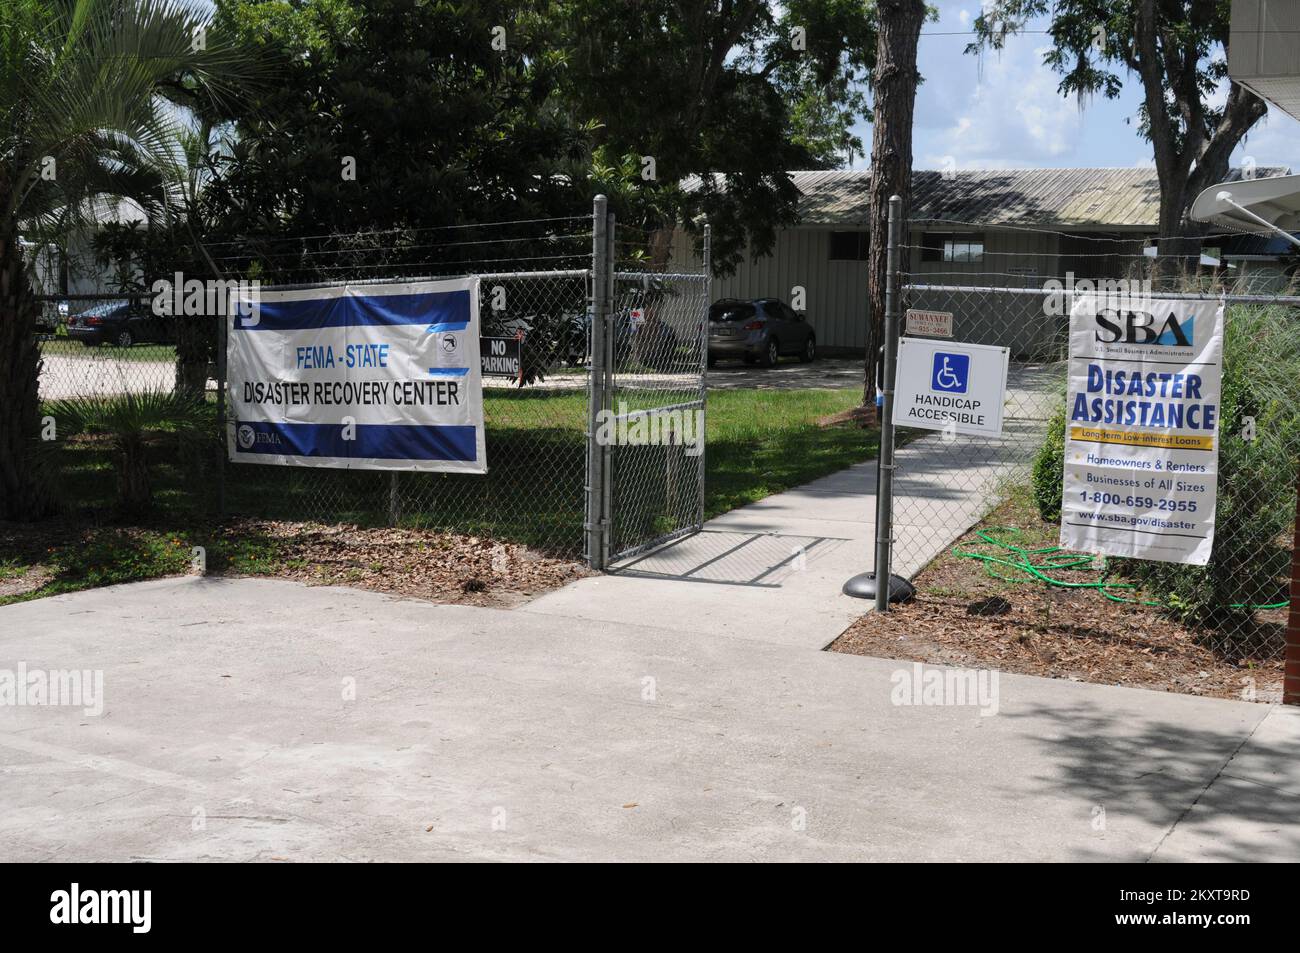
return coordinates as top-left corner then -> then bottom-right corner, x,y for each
1031,405 -> 1066,522
558,0 -> 876,272
45,390 -> 212,512
1,0 -> 256,239
0,528 -> 283,607
202,0 -> 588,270
200,0 -> 877,278
1126,306 -> 1300,626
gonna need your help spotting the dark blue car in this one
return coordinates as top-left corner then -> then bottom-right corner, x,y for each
66,300 -> 173,348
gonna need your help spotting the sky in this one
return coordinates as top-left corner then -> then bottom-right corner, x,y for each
847,0 -> 1300,172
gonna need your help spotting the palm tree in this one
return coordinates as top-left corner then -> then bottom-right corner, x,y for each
46,389 -> 211,513
1,0 -> 250,520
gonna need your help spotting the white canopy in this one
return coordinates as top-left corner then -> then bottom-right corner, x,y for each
1190,173 -> 1300,247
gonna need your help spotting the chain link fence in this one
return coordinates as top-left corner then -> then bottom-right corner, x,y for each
880,236 -> 1299,671
33,206 -> 711,564
599,221 -> 709,564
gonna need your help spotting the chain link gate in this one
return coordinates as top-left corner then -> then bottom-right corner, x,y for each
585,199 -> 710,568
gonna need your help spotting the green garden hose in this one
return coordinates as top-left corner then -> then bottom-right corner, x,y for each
952,527 -> 1289,611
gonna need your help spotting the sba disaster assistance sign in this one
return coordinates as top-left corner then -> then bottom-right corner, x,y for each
1063,294 -> 1222,565
228,278 -> 487,473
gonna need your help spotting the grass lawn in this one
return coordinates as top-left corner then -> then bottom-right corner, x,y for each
2,384 -> 877,605
40,336 -> 178,363
705,388 -> 875,517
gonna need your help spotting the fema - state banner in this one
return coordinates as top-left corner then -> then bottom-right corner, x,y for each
226,278 -> 487,473
1061,294 -> 1222,565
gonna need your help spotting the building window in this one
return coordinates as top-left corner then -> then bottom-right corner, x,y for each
945,234 -> 984,263
920,232 -> 985,263
829,231 -> 869,261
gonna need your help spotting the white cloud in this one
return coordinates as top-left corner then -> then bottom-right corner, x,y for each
1232,104 -> 1300,173
923,44 -> 1082,167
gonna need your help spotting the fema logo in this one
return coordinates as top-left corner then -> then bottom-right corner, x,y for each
931,352 -> 970,394
441,333 -> 458,354
237,424 -> 256,450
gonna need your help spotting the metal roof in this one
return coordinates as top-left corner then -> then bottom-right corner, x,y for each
787,168 -> 1291,229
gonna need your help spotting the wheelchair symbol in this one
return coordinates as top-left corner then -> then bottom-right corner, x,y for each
931,352 -> 969,393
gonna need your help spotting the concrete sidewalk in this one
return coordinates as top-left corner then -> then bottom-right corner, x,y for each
2,365 -> 1295,861
1,576 -> 1296,862
526,362 -> 1058,649
525,428 -> 1037,650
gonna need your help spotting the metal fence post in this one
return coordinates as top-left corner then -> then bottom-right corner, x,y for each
216,310 -> 227,517
843,194 -> 912,608
874,195 -> 904,611
1285,478 -> 1300,706
600,210 -> 615,568
586,196 -> 610,569
698,221 -> 711,530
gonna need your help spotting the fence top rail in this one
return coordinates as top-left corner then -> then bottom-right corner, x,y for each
612,271 -> 708,282
34,292 -> 150,302
36,270 -> 594,301
902,282 -> 1300,307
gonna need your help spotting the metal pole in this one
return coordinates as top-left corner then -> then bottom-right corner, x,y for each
216,309 -> 227,517
843,195 -> 913,606
698,222 -> 711,529
600,211 -> 615,568
585,195 -> 610,569
874,195 -> 903,611
1285,477 -> 1300,706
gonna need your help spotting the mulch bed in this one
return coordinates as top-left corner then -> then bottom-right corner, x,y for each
0,517 -> 588,609
829,526 -> 1286,703
214,519 -> 590,608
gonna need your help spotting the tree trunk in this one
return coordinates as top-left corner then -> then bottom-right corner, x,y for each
864,0 -> 925,409
649,226 -> 675,271
174,316 -> 211,398
116,436 -> 152,514
0,207 -> 55,521
1152,180 -> 1202,289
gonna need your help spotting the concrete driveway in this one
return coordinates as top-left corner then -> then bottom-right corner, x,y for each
1,575 -> 1296,862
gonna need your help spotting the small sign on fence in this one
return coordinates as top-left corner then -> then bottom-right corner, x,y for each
480,334 -> 522,382
904,308 -> 954,338
1060,295 -> 1223,565
226,277 -> 488,473
893,338 -> 1008,437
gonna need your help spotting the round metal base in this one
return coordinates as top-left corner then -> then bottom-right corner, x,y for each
842,572 -> 916,603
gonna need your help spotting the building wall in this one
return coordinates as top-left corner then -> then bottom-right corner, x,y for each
671,226 -> 867,350
672,224 -> 1063,353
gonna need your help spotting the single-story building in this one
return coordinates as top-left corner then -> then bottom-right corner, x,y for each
673,167 -> 1292,352
25,196 -> 150,298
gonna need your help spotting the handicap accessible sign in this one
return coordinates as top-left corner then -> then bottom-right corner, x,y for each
227,277 -> 487,473
893,338 -> 1009,437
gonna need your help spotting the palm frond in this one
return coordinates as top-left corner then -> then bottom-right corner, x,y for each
46,388 -> 210,440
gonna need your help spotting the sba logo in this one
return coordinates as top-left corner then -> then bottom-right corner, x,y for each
1095,309 -> 1193,347
931,352 -> 969,393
